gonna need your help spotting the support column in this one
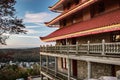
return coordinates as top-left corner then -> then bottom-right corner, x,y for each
40,55 -> 42,77
67,58 -> 71,80
55,57 -> 58,77
46,56 -> 49,72
87,61 -> 91,79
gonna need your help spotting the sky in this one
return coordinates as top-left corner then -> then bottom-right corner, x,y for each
1,0 -> 59,48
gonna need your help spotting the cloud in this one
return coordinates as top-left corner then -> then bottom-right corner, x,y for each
25,28 -> 49,34
11,35 -> 39,39
3,33 -> 38,39
0,12 -> 59,48
0,33 -> 56,48
26,29 -> 40,34
24,12 -> 58,23
26,25 -> 42,29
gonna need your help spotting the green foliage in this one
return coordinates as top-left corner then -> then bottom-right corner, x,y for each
0,64 -> 40,80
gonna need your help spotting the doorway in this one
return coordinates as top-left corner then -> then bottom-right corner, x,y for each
72,60 -> 77,77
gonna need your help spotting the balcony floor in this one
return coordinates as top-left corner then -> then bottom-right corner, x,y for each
40,52 -> 120,66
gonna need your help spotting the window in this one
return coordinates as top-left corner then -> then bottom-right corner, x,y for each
90,1 -> 105,18
90,5 -> 95,18
61,58 -> 68,69
67,2 -> 71,9
111,31 -> 120,42
74,0 -> 80,5
98,1 -> 105,13
63,19 -> 67,26
61,39 -> 66,45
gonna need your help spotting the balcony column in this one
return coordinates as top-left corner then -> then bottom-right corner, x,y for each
46,56 -> 49,72
87,61 -> 92,79
67,58 -> 71,80
40,55 -> 42,77
55,57 -> 58,77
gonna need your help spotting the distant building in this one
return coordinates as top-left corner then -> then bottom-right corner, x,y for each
40,0 -> 120,80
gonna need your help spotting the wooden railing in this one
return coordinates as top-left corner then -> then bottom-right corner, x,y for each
40,40 -> 120,55
41,66 -> 76,80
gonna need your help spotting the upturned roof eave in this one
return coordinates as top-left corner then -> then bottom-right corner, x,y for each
49,0 -> 65,12
46,0 -> 99,27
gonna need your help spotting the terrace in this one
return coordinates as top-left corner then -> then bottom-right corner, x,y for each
40,40 -> 120,56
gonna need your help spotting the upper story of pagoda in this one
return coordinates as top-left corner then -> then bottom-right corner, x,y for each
46,0 -> 120,27
49,0 -> 81,13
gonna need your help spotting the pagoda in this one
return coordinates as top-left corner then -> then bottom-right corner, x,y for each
40,0 -> 120,80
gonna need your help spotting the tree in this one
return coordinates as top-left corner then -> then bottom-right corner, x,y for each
0,0 -> 26,45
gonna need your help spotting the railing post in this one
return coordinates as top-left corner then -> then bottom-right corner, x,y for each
43,45 -> 45,52
87,61 -> 91,79
87,41 -> 90,54
102,39 -> 105,55
40,45 -> 41,52
46,45 -> 48,52
60,45 -> 62,54
47,45 -> 49,53
55,45 -> 56,53
76,41 -> 79,54
67,42 -> 69,55
50,44 -> 52,53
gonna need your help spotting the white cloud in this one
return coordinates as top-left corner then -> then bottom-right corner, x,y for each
24,12 -> 58,23
0,33 -> 56,48
26,25 -> 42,29
11,34 -> 39,39
26,29 -> 40,34
0,12 -> 59,48
25,28 -> 49,34
2,33 -> 38,39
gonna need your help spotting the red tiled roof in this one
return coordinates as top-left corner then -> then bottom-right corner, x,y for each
46,0 -> 99,27
40,9 -> 120,42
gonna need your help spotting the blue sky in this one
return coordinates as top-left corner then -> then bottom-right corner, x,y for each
1,0 -> 59,48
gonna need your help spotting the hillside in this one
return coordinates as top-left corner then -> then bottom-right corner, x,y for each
0,48 -> 40,62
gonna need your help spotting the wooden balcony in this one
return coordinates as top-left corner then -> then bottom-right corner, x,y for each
41,66 -> 77,80
40,40 -> 120,56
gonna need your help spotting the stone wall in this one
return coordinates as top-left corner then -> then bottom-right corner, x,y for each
77,60 -> 87,79
91,62 -> 112,79
77,33 -> 111,44
77,61 -> 114,79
